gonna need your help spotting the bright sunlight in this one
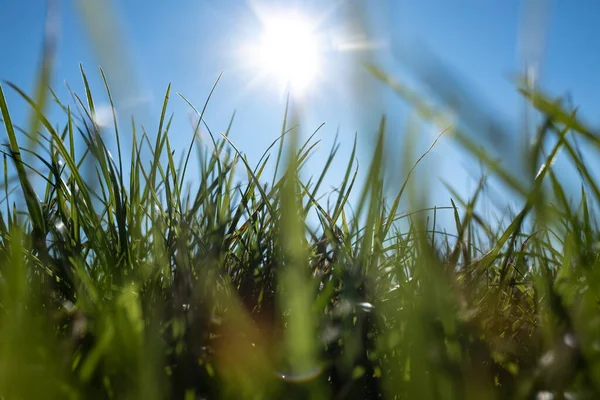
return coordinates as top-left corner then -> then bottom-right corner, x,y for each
244,8 -> 323,96
257,12 -> 320,93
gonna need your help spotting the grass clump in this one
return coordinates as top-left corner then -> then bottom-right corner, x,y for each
1,64 -> 600,400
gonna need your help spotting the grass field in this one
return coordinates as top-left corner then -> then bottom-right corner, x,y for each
1,53 -> 600,399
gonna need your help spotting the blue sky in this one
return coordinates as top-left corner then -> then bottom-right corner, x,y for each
2,0 -> 600,230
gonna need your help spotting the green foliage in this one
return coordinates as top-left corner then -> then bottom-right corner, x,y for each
1,64 -> 600,400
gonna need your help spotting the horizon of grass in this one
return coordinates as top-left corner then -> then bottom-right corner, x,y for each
0,60 -> 599,400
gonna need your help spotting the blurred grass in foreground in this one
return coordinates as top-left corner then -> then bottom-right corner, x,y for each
1,57 -> 600,399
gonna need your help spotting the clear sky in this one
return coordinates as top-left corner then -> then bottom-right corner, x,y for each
2,0 -> 600,228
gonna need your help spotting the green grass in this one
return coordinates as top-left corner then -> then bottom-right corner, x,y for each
1,62 -> 600,400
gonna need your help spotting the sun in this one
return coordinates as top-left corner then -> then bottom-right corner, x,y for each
235,4 -> 388,100
248,9 -> 323,96
257,12 -> 320,94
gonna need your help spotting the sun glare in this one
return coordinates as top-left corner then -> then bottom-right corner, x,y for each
239,4 -> 383,99
253,11 -> 322,95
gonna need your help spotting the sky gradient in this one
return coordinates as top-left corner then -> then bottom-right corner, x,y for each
2,0 -> 600,228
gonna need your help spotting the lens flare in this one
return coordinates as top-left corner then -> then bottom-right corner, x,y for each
256,12 -> 320,94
